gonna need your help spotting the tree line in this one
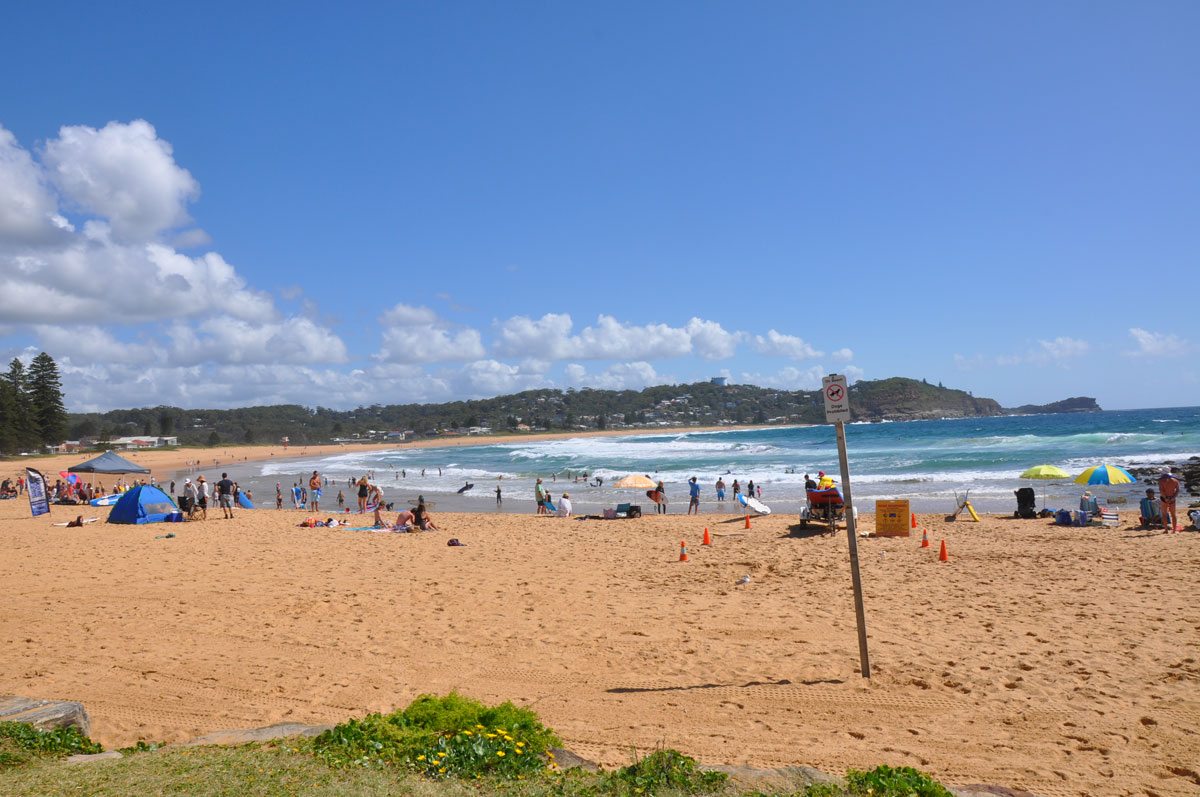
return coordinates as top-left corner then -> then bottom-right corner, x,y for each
0,353 -> 69,456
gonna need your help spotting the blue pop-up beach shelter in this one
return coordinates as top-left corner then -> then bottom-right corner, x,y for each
107,484 -> 182,524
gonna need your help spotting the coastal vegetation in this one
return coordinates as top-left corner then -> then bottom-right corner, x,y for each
61,377 -> 1098,449
0,695 -> 956,796
0,353 -> 68,456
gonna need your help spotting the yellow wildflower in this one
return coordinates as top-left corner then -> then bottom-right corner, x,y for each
462,730 -> 473,736
515,741 -> 524,747
486,733 -> 497,738
515,749 -> 524,755
497,750 -> 505,757
417,755 -> 426,761
547,752 -> 556,759
438,767 -> 446,774
475,724 -> 485,729
437,752 -> 447,757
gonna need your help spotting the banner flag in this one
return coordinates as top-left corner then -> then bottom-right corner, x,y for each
26,468 -> 50,518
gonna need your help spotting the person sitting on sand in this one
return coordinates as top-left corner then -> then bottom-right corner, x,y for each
1139,489 -> 1161,527
412,500 -> 438,531
556,493 -> 572,518
394,509 -> 415,527
373,505 -> 388,528
1079,491 -> 1099,515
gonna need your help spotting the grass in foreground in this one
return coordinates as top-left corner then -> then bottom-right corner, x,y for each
0,694 -> 953,797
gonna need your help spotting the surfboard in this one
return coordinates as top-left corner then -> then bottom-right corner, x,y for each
237,493 -> 255,509
457,483 -> 474,494
645,490 -> 666,504
90,494 -> 119,506
737,493 -> 772,515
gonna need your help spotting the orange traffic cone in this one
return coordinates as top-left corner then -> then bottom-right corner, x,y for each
938,540 -> 948,562
911,512 -> 917,529
702,527 -> 711,546
744,514 -> 751,529
920,529 -> 930,548
679,541 -> 689,562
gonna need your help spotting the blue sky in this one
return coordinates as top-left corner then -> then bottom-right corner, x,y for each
1,1 -> 1196,412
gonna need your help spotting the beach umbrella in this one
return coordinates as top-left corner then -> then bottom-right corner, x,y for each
1073,465 -> 1134,486
1073,464 -> 1135,510
613,474 -> 656,489
1019,464 -> 1069,508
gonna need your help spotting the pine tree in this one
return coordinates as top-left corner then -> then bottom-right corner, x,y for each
4,358 -> 41,451
0,378 -> 17,455
28,353 -> 67,446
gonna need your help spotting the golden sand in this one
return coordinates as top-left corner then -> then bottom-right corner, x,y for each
1,443 -> 1198,795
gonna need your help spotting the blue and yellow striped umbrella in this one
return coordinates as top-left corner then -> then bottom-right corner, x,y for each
1073,464 -> 1135,485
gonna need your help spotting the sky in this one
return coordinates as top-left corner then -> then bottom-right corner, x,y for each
1,1 -> 1197,413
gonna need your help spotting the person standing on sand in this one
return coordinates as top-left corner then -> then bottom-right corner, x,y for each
534,478 -> 547,514
337,490 -> 345,508
1158,468 -> 1181,532
495,484 -> 502,506
688,477 -> 701,515
732,479 -> 740,501
309,470 -> 322,512
196,475 -> 209,520
357,476 -> 370,512
276,483 -> 283,509
216,473 -> 235,519
715,477 -> 726,502
655,481 -> 668,514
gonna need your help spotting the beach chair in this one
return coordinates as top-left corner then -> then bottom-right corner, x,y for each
1099,508 -> 1120,527
1138,497 -> 1161,527
1013,487 -> 1037,519
800,488 -> 844,527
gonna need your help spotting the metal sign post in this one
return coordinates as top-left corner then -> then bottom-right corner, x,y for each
822,374 -> 871,679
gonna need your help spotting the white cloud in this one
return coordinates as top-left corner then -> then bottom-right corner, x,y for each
843,365 -> 865,384
751,330 -> 823,360
562,361 -> 669,391
830,347 -> 854,363
167,316 -> 349,365
1036,336 -> 1089,360
740,365 -> 826,390
492,313 -> 732,361
0,126 -> 69,247
380,302 -> 439,326
684,318 -> 742,360
42,119 -> 198,241
1128,328 -> 1191,357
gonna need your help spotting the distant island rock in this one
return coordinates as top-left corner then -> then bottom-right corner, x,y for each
1003,397 -> 1101,415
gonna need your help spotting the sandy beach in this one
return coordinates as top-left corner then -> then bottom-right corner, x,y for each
1,446 -> 1198,797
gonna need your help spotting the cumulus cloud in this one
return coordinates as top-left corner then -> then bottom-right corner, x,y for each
751,330 -> 823,360
740,365 -> 826,391
492,313 -> 736,361
0,126 -> 69,247
376,302 -> 486,363
42,119 -> 199,241
830,347 -> 854,363
167,316 -> 349,365
1128,328 -> 1191,357
562,361 -> 669,391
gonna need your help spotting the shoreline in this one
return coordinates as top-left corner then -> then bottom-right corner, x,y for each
1,424 -> 773,483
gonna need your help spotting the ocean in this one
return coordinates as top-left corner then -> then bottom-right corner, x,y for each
200,407 -> 1200,516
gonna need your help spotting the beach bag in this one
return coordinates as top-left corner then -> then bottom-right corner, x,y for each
1055,509 -> 1072,526
627,505 -> 642,518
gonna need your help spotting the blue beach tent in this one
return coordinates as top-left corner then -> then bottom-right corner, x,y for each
107,485 -> 183,524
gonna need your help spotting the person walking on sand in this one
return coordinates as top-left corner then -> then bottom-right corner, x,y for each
688,477 -> 701,515
337,489 -> 345,508
309,470 -> 322,512
495,484 -> 502,506
1158,468 -> 1181,532
732,479 -> 741,501
216,472 -> 235,519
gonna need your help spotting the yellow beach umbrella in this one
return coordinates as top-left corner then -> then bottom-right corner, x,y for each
1073,465 -> 1134,485
1020,464 -> 1070,509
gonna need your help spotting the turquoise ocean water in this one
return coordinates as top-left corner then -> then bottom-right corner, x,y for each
224,407 -> 1199,515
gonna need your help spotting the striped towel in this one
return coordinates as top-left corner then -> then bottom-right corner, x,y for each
1100,508 -> 1120,526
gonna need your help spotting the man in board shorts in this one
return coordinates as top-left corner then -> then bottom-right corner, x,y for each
309,470 -> 322,512
216,472 -> 235,519
1158,468 -> 1181,533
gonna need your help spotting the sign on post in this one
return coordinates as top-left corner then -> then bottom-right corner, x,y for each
875,500 -> 911,537
824,373 -> 871,679
26,468 -> 49,518
823,374 -> 850,424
